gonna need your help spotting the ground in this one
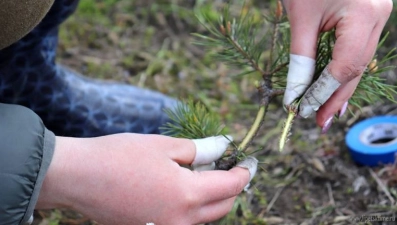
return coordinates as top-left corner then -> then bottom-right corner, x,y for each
33,0 -> 397,224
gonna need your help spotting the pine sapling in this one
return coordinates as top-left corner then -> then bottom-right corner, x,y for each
161,1 -> 397,169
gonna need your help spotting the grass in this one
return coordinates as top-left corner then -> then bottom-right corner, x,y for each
34,0 -> 397,224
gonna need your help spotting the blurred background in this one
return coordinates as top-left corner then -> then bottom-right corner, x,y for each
33,0 -> 397,224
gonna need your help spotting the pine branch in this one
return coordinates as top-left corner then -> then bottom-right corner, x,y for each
160,98 -> 226,139
164,2 -> 397,162
265,0 -> 283,74
192,5 -> 268,76
313,31 -> 397,107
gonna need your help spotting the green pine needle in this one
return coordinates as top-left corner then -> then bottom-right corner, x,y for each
194,4 -> 397,109
161,3 -> 397,156
312,31 -> 397,108
193,5 -> 269,76
160,99 -> 226,139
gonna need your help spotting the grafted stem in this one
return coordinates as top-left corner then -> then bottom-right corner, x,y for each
238,105 -> 265,151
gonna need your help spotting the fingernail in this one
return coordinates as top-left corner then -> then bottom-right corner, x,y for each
321,116 -> 333,134
338,101 -> 348,118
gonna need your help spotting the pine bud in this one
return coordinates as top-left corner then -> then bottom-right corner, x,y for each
276,0 -> 283,21
220,25 -> 226,35
368,59 -> 378,73
227,21 -> 231,35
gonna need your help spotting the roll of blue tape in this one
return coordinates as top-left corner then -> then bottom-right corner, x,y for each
346,116 -> 397,167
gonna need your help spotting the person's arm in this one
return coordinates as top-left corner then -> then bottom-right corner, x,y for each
36,134 -> 257,224
283,0 -> 393,132
0,103 -> 55,225
0,102 -> 256,225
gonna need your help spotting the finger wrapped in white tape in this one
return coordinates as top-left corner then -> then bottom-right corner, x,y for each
191,135 -> 233,166
236,156 -> 258,191
283,54 -> 316,106
299,67 -> 341,118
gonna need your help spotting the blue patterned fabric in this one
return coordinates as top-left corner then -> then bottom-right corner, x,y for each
0,0 -> 177,137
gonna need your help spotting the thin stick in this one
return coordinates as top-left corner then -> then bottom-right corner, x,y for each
369,168 -> 395,205
266,166 -> 302,212
326,182 -> 335,206
271,89 -> 285,97
265,0 -> 282,75
266,186 -> 284,213
263,62 -> 288,76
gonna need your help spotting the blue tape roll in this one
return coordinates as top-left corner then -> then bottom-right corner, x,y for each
346,116 -> 397,167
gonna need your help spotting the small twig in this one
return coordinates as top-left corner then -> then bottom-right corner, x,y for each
368,204 -> 397,211
267,22 -> 279,72
270,89 -> 285,97
263,62 -> 288,76
326,182 -> 335,206
266,165 -> 302,212
265,0 -> 282,76
369,168 -> 395,205
225,36 -> 266,75
266,186 -> 284,213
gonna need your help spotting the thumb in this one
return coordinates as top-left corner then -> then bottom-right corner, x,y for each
235,156 -> 258,191
191,135 -> 233,166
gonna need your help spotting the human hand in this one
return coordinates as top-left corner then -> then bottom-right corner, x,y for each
36,134 -> 257,225
282,0 -> 393,132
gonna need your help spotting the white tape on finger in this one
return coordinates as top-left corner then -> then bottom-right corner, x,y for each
236,156 -> 258,191
192,135 -> 233,166
298,67 -> 341,118
283,54 -> 316,106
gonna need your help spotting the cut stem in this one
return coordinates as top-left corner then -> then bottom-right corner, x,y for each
279,101 -> 299,151
279,110 -> 295,151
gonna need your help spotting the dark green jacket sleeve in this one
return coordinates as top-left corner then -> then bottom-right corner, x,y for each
0,103 -> 55,225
